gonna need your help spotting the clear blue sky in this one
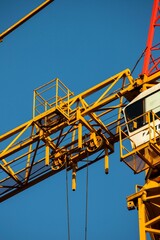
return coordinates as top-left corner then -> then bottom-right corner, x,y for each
0,1 -> 153,240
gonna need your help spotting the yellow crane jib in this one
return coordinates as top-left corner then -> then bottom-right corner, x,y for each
0,68 -> 160,203
1,1 -> 160,239
0,69 -> 134,202
0,0 -> 54,42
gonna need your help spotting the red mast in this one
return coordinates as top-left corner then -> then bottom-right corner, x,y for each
142,0 -> 160,76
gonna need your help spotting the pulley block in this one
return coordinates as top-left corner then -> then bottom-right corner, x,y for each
51,151 -> 66,170
87,134 -> 104,152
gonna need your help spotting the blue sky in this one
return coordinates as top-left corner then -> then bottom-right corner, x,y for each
0,1 -> 153,240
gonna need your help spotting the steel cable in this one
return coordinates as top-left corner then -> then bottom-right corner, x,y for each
65,160 -> 71,240
85,154 -> 89,240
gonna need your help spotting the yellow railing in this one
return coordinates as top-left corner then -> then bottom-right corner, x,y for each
119,111 -> 160,173
33,78 -> 74,118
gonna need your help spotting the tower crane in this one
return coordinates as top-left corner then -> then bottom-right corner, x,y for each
0,1 -> 160,239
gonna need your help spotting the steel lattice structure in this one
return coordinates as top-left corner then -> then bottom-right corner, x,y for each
0,1 -> 160,239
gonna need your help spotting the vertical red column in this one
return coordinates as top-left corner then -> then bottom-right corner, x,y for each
142,0 -> 160,76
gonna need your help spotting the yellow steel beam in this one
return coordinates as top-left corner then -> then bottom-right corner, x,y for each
127,181 -> 160,240
0,69 -> 160,203
0,132 -> 39,160
45,144 -> 50,166
145,216 -> 160,228
0,105 -> 60,142
138,197 -> 146,240
0,0 -> 54,41
1,121 -> 32,156
104,148 -> 109,174
69,69 -> 134,102
0,163 -> 21,184
72,164 -> 77,191
78,122 -> 82,149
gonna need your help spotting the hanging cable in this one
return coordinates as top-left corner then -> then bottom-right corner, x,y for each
85,154 -> 89,240
131,47 -> 147,75
65,160 -> 71,240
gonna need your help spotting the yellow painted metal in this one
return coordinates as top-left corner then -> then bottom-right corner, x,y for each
121,69 -> 160,239
0,68 -> 160,234
0,162 -> 21,184
0,0 -> 54,42
78,122 -> 82,149
45,145 -> 50,166
0,1 -> 159,238
25,143 -> 33,181
72,164 -> 77,191
104,148 -> 109,174
138,196 -> 146,240
127,180 -> 160,239
119,111 -> 160,173
0,69 -> 134,201
33,78 -> 74,118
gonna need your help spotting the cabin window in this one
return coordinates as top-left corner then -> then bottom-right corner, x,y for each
125,90 -> 160,132
125,99 -> 143,132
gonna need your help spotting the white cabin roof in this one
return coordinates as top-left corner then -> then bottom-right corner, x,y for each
124,82 -> 160,110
